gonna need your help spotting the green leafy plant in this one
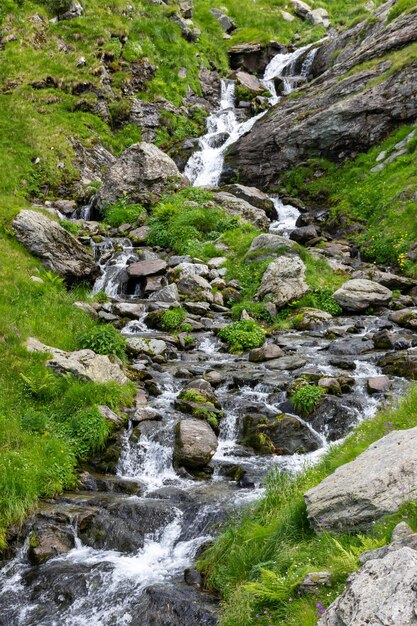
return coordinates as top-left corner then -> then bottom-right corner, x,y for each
20,370 -> 56,399
77,325 -> 126,360
101,198 -> 146,228
59,219 -> 81,236
218,320 -> 266,353
160,307 -> 187,332
291,385 -> 326,416
93,291 -> 109,303
41,271 -> 65,289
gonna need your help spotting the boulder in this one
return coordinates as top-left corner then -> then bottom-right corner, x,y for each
223,184 -> 276,217
306,396 -> 360,441
249,344 -> 284,362
257,255 -> 309,307
12,210 -> 98,284
175,419 -> 218,469
177,274 -> 213,303
235,71 -> 265,95
28,523 -> 75,565
245,233 -> 297,262
126,337 -> 167,358
209,7 -> 236,33
308,8 -> 330,27
113,302 -> 146,319
148,283 -> 180,303
95,143 -> 188,208
242,412 -> 321,455
291,308 -> 332,330
300,571 -> 332,594
333,279 -> 392,312
59,1 -> 83,20
317,547 -> 417,626
389,308 -> 417,330
379,348 -> 417,379
214,192 -> 270,231
175,262 -> 210,278
26,337 -> 128,385
289,225 -> 318,245
228,42 -> 287,74
305,426 -> 417,531
367,375 -> 391,394
290,0 -> 312,19
127,259 -> 167,278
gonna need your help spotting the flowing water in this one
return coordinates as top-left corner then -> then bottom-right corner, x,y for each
0,44 -> 408,626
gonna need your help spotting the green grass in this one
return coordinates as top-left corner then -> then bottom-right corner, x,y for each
0,234 -> 135,548
201,385 -> 417,626
218,320 -> 266,353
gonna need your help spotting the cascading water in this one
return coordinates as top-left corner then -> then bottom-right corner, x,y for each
0,42 -> 408,626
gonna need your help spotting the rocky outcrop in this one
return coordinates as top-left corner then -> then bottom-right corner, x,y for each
333,279 -> 392,312
214,191 -> 270,230
175,419 -> 218,469
223,184 -> 277,217
95,143 -> 188,209
305,426 -> 417,531
12,210 -> 99,283
26,338 -> 129,385
228,42 -> 287,74
318,525 -> 417,625
223,10 -> 417,187
245,233 -> 297,262
257,255 -> 309,307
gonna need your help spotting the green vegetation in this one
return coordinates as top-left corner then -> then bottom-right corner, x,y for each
283,124 -> 417,274
0,235 -> 135,548
160,306 -> 188,332
77,324 -> 127,360
218,320 -> 266,353
100,200 -> 146,228
200,385 -> 417,626
387,0 -> 417,22
291,385 -> 326,416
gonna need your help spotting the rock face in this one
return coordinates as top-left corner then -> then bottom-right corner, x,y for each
26,338 -> 128,385
304,426 -> 417,531
12,210 -> 98,283
333,279 -> 392,312
175,419 -> 218,469
223,11 -> 417,187
95,143 -> 188,208
318,546 -> 417,626
257,255 -> 309,307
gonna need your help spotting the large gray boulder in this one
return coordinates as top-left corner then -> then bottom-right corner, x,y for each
26,338 -> 128,385
246,233 -> 297,262
223,184 -> 276,218
12,210 -> 98,283
175,419 -> 218,469
95,143 -> 188,208
305,426 -> 417,531
318,546 -> 417,626
333,279 -> 392,312
257,255 -> 309,307
214,192 -> 270,231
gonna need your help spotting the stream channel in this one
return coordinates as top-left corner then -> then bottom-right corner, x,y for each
0,44 -> 409,626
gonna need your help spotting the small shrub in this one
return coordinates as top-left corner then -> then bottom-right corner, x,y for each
291,385 -> 325,416
101,199 -> 146,227
161,307 -> 187,332
218,321 -> 266,353
77,325 -> 126,360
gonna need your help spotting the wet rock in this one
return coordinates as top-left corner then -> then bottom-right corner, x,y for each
28,523 -> 75,565
372,328 -> 397,350
290,225 -> 318,245
389,308 -> 417,330
126,337 -> 167,358
235,71 -> 265,95
379,349 -> 417,379
127,259 -> 167,278
249,344 -> 284,362
148,283 -> 180,303
95,143 -> 188,209
334,279 -> 392,312
12,210 -> 99,284
317,548 -> 417,626
242,412 -> 321,455
305,425 -> 417,531
175,419 -> 218,469
78,472 -> 142,495
184,568 -> 203,590
245,233 -> 297,262
214,191 -> 270,231
257,255 -> 309,308
307,396 -> 360,441
267,355 -> 307,370
26,338 -> 129,385
367,375 -> 391,394
228,42 -> 286,75
329,337 -> 374,355
318,377 -> 341,395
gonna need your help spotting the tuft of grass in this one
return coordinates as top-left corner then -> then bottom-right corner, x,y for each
77,324 -> 127,361
291,385 -> 326,416
218,320 -> 266,353
100,200 -> 146,228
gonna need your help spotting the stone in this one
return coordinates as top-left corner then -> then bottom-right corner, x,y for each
59,1 -> 83,20
308,8 -> 330,27
126,337 -> 167,358
249,344 -> 284,362
95,143 -> 188,209
26,338 -> 128,385
214,192 -> 270,231
177,274 -> 213,303
73,301 -> 98,318
127,259 -> 167,278
333,279 -> 392,312
289,0 -> 311,18
12,210 -> 98,284
129,226 -> 150,243
306,396 -> 360,441
246,233 -> 297,262
209,8 -> 236,33
242,412 -> 321,455
28,523 -> 75,565
305,426 -> 417,531
175,419 -> 218,469
281,9 -> 295,22
207,257 -> 227,269
318,377 -> 341,395
389,308 -> 417,329
257,255 -> 309,308
317,548 -> 417,626
223,184 -> 276,217
291,308 -> 332,330
175,262 -> 210,278
148,283 -> 180,303
113,302 -> 146,319
367,375 -> 391,394
299,571 -> 332,594
379,348 -> 417,379
144,275 -> 164,292
290,225 -> 318,245
235,71 -> 265,95
352,269 -> 413,291
98,405 -> 125,428
267,355 -> 307,370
